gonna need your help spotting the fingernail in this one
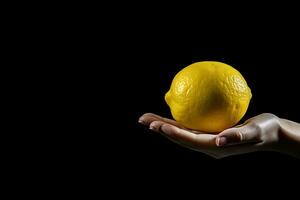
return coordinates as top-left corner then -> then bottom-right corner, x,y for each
149,125 -> 155,130
216,137 -> 227,147
138,118 -> 147,125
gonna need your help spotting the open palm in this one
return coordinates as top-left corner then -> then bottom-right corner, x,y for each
138,113 -> 281,159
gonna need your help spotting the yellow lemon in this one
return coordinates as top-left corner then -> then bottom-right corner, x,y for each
165,61 -> 252,133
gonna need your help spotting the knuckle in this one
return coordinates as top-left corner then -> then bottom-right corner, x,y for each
248,123 -> 263,139
236,129 -> 245,141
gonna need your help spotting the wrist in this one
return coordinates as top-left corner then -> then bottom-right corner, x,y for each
276,118 -> 300,158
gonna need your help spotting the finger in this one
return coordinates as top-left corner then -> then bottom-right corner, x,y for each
139,113 -> 206,134
138,113 -> 162,126
139,113 -> 183,128
160,124 -> 216,148
216,126 -> 261,147
149,120 -> 166,133
148,121 -> 200,148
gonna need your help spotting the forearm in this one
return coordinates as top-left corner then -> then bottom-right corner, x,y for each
276,118 -> 300,158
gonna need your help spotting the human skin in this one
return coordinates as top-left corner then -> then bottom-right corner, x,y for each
138,113 -> 300,159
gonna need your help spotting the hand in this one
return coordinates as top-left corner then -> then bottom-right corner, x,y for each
138,113 -> 296,159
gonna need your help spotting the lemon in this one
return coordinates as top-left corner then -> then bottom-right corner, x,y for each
165,61 -> 252,133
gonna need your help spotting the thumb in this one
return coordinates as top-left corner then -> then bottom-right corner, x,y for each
216,126 -> 260,147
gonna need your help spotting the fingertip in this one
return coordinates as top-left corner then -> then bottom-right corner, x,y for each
138,114 -> 158,126
138,113 -> 151,120
216,136 -> 227,147
149,121 -> 167,133
138,118 -> 144,123
149,121 -> 156,130
218,127 -> 238,136
217,127 -> 246,145
138,117 -> 146,125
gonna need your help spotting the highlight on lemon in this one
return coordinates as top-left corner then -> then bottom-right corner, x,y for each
165,61 -> 252,133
